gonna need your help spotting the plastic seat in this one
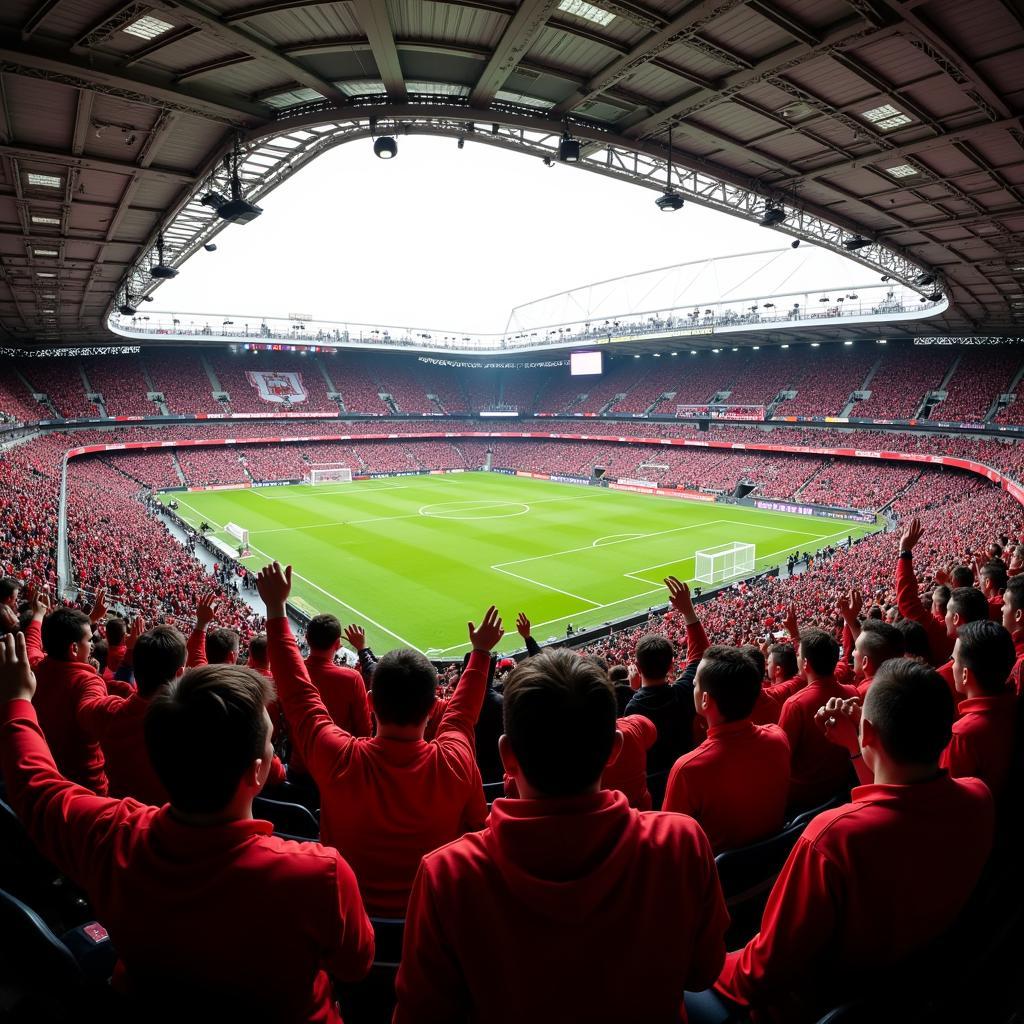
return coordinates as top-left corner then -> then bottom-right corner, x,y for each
336,917 -> 406,1024
253,795 -> 320,839
789,792 -> 847,830
715,820 -> 806,947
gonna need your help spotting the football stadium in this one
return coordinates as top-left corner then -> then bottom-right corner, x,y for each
0,1 -> 1023,1021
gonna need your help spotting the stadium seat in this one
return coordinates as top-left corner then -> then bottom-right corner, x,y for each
336,917 -> 405,1024
788,792 -> 848,830
482,780 -> 505,803
714,820 -> 807,947
253,796 -> 320,839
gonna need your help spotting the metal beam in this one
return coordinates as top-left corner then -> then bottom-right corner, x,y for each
0,40 -> 265,125
0,142 -> 196,185
123,26 -> 202,67
469,0 -> 559,108
349,0 -> 407,101
70,89 -> 94,156
176,54 -> 254,82
554,0 -> 747,116
145,0 -> 349,104
21,0 -> 66,39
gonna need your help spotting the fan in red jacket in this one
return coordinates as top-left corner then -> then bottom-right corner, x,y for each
778,628 -> 857,811
25,599 -> 108,795
394,647 -> 729,1024
0,629 -> 373,1022
664,645 -> 790,853
257,562 -> 493,918
839,616 -> 906,701
712,658 -> 994,1023
1000,574 -> 1024,696
942,619 -> 1017,802
288,613 -> 371,777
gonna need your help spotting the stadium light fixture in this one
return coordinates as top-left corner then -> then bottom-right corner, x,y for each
926,291 -> 942,302
844,340 -> 854,346
760,204 -> 786,227
791,239 -> 800,248
149,233 -> 178,279
204,243 -> 217,251
558,130 -> 580,163
374,136 -> 398,159
915,273 -> 935,286
811,342 -> 820,347
843,237 -> 871,250
655,127 -> 684,212
781,344 -> 789,349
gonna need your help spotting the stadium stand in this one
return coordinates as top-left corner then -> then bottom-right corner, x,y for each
16,359 -> 97,419
848,346 -> 954,420
82,357 -> 158,418
0,365 -> 48,424
209,354 -> 339,414
931,348 -> 1024,424
142,351 -> 222,414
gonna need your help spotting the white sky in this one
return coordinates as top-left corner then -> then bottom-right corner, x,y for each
153,135 -> 878,335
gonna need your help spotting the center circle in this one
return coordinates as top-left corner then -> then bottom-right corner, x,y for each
419,500 -> 530,520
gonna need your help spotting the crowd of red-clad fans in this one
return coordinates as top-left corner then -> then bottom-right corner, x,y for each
2,403 -> 1024,1021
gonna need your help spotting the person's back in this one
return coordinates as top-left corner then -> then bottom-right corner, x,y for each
26,605 -> 108,794
664,647 -> 790,852
394,649 -> 728,1024
601,713 -> 656,809
714,660 -> 994,1022
0,626 -> 373,1022
779,629 -> 856,810
260,566 -> 495,916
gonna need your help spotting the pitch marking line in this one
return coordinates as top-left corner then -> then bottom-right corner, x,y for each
169,497 -> 423,652
253,483 -> 412,500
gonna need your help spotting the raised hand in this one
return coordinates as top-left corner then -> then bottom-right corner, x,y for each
195,591 -> 220,628
899,517 -> 923,554
126,615 -> 146,652
515,612 -> 531,640
30,587 -> 51,622
89,587 -> 107,625
256,562 -> 292,616
468,606 -> 504,653
836,589 -> 863,623
0,632 -> 36,703
664,576 -> 695,621
814,696 -> 862,756
783,603 -> 800,639
344,624 -> 366,651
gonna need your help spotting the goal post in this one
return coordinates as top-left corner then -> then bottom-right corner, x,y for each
694,542 -> 755,584
303,464 -> 353,485
225,522 -> 249,546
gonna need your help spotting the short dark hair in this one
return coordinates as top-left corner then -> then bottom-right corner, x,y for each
608,665 -> 629,685
857,620 -> 905,669
948,587 -> 988,625
957,620 -> 1015,694
105,617 -> 126,646
635,634 -> 673,680
503,650 -> 616,797
979,562 -> 1008,594
145,665 -> 272,814
799,628 -> 840,677
931,584 -> 951,609
205,627 -> 240,664
1005,574 -> 1024,613
247,634 -> 268,666
306,614 -> 342,651
739,644 -> 766,681
134,626 -> 187,698
768,642 -> 798,679
0,577 -> 20,602
950,566 -> 974,589
894,618 -> 931,660
864,659 -> 954,765
371,649 -> 438,725
699,646 -> 762,722
41,607 -> 91,660
92,638 -> 108,673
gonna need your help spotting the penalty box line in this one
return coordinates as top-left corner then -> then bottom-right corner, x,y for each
170,497 -> 423,653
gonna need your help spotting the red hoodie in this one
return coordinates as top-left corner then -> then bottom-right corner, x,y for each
267,616 -> 488,917
0,699 -> 373,1022
394,790 -> 729,1023
601,714 -> 657,809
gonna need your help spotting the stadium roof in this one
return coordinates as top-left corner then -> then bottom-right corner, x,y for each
1,0 -> 1022,348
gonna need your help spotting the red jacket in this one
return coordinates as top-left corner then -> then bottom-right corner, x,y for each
394,790 -> 729,1024
778,677 -> 857,810
289,652 -> 371,776
267,617 -> 488,917
0,699 -> 373,1023
896,555 -> 954,665
1010,634 -> 1024,697
664,719 -> 791,853
941,691 -> 1017,801
26,620 -> 108,795
600,714 -> 657,810
716,774 -> 994,1022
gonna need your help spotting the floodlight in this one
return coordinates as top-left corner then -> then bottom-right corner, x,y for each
149,233 -> 177,279
760,205 -> 786,227
843,237 -> 870,250
791,239 -> 800,248
558,132 -> 580,162
374,136 -> 397,159
657,192 -> 684,211
204,243 -> 217,251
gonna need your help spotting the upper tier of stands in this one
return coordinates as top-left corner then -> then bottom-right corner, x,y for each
1,343 -> 1023,428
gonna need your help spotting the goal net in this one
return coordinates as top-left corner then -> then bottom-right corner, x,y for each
303,464 -> 353,485
694,542 -> 755,584
225,522 -> 249,546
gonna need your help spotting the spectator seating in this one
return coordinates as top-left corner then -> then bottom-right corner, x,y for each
849,347 -> 953,420
142,351 -> 221,414
931,348 -> 1023,424
210,354 -> 339,414
17,359 -> 97,418
83,357 -> 158,417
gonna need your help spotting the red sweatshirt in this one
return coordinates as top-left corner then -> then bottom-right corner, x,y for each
289,651 -> 372,776
940,691 -> 1017,800
0,700 -> 373,1022
716,774 -> 993,1021
25,620 -> 108,795
764,673 -> 805,707
394,790 -> 729,1024
267,617 -> 488,917
778,677 -> 857,810
1011,634 -> 1024,697
600,714 -> 657,810
896,554 -> 954,665
186,624 -> 207,668
664,719 -> 791,853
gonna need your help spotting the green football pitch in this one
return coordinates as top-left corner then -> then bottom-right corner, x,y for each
159,473 -> 879,657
